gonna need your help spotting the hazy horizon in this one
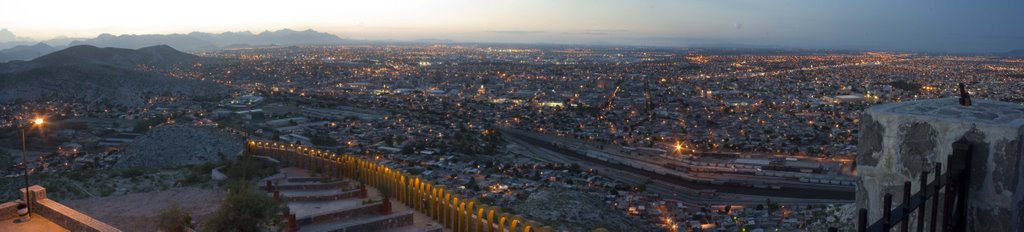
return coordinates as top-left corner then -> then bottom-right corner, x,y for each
2,0 -> 1023,53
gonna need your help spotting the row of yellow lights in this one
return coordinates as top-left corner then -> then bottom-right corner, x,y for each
250,141 -> 343,158
250,140 -> 537,231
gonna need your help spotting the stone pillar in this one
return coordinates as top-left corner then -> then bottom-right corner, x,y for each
359,183 -> 368,199
497,213 -> 508,232
856,98 -> 1024,232
380,197 -> 392,215
334,159 -> 341,178
18,185 -> 46,216
484,207 -> 496,232
287,213 -> 298,232
476,206 -> 486,232
442,192 -> 451,229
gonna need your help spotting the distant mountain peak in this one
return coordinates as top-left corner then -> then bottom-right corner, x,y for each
33,44 -> 197,66
0,29 -> 14,39
1006,49 -> 1024,58
0,42 -> 58,62
0,28 -> 34,43
138,44 -> 177,52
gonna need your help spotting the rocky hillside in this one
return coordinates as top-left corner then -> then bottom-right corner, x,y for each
113,125 -> 243,170
512,190 -> 656,231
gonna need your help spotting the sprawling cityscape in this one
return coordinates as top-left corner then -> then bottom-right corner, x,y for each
1,1 -> 1023,232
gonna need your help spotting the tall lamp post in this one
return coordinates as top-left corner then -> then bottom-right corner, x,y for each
20,117 -> 44,217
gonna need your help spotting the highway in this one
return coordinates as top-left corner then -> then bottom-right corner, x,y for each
502,129 -> 855,204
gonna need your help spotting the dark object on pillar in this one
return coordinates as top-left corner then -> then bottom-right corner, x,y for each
958,83 -> 971,106
266,180 -> 274,192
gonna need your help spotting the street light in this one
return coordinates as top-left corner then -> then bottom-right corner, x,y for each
20,117 -> 43,219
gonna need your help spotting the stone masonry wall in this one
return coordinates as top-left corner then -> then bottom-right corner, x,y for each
0,201 -> 19,220
34,199 -> 121,232
856,98 -> 1024,231
19,185 -> 121,232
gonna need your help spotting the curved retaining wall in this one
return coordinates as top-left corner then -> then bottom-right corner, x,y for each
247,140 -> 552,232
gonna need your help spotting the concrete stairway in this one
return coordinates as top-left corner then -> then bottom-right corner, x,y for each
262,167 -> 444,232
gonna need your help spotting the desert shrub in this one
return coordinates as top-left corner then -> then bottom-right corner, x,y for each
158,204 -> 192,232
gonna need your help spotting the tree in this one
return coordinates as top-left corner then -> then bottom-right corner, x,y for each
158,204 -> 191,232
401,144 -> 415,155
766,198 -> 780,215
466,177 -> 480,191
223,157 -> 275,181
204,181 -> 281,232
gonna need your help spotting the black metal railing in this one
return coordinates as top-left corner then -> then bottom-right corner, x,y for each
833,138 -> 973,232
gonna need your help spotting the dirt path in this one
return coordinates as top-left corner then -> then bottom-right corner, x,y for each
62,187 -> 225,231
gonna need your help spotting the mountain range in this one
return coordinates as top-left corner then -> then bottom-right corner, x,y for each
68,29 -> 344,51
0,28 -> 347,61
1005,49 -> 1024,58
0,45 -> 227,106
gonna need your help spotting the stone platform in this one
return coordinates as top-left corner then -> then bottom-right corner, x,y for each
0,212 -> 70,232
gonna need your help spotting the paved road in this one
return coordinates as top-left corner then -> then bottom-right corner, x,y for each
503,129 -> 855,201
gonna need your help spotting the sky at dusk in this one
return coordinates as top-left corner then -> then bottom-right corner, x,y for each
1,0 -> 1022,52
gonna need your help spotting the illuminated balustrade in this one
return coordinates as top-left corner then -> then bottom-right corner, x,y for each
246,140 -> 551,232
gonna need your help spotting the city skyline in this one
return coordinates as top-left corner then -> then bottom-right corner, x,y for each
2,0 -> 1023,53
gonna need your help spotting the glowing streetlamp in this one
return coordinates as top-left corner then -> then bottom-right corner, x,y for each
20,117 -> 43,219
